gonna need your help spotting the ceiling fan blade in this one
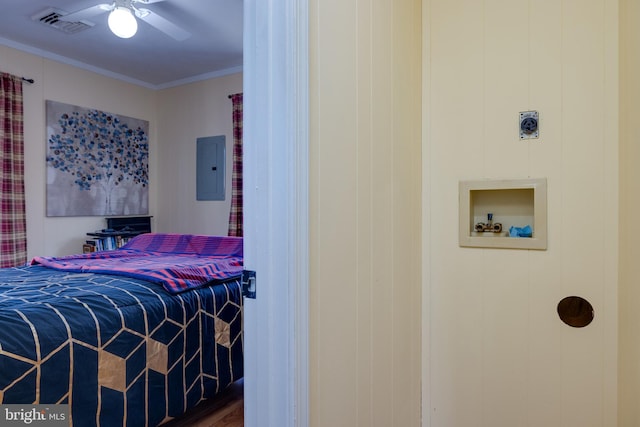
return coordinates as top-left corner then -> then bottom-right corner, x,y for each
137,8 -> 190,41
58,4 -> 112,22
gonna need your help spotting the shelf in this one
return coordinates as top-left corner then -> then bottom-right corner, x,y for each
84,216 -> 152,252
459,178 -> 547,250
86,232 -> 141,238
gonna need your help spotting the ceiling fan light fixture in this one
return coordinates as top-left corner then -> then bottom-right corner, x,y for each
108,6 -> 137,39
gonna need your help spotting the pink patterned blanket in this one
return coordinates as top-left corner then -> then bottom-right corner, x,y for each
31,233 -> 243,293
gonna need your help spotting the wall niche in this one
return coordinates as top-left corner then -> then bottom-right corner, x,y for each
459,178 -> 547,250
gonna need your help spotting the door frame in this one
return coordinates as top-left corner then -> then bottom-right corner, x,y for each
242,0 -> 309,426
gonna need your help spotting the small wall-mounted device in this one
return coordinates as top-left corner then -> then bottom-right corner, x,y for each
519,110 -> 539,140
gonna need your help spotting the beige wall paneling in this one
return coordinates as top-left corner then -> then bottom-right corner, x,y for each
619,0 -> 640,424
524,1 -> 564,425
425,0 -> 618,426
559,1 -> 618,424
310,0 -> 360,424
392,0 -> 422,425
428,0 -> 486,424
310,0 -> 422,425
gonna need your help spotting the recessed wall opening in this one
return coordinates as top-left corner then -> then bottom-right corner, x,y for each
459,178 -> 547,250
557,296 -> 594,328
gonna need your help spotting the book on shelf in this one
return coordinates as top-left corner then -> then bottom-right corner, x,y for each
84,216 -> 152,252
85,235 -> 131,252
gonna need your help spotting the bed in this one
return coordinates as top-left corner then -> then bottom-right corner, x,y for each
0,233 -> 244,426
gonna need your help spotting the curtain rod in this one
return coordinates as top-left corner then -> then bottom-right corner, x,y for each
0,72 -> 34,84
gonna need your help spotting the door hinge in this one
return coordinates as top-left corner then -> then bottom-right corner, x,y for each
242,270 -> 256,299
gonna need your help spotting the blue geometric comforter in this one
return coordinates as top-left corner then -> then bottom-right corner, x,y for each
0,264 -> 243,426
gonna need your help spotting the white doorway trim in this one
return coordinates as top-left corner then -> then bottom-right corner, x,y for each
242,0 -> 309,426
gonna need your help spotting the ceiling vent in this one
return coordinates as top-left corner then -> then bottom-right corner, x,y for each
31,8 -> 94,34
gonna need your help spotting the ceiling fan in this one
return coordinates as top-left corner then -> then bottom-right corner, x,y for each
59,0 -> 190,40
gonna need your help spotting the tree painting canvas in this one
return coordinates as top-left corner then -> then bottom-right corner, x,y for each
46,101 -> 149,216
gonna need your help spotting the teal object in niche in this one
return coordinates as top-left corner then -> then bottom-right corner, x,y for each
509,225 -> 532,237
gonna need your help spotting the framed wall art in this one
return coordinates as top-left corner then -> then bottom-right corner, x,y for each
46,100 -> 149,217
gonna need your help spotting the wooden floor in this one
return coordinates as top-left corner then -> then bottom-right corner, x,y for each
162,379 -> 244,427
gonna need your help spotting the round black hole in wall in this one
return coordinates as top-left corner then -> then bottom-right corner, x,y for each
557,296 -> 594,328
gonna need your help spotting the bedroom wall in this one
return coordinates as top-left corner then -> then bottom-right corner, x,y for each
618,0 -> 640,424
0,45 -> 158,258
155,73 -> 242,236
308,0 -> 422,425
0,45 -> 239,258
423,0 -> 618,426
